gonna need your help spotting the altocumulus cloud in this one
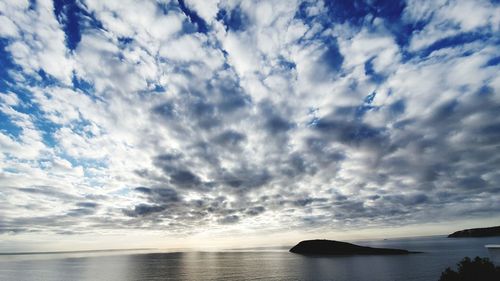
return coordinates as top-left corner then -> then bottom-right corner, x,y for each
0,0 -> 499,238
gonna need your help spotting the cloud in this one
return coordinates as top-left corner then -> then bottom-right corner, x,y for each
218,214 -> 239,224
0,0 -> 499,242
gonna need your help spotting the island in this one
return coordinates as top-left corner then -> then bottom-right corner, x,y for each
448,226 -> 500,238
289,239 -> 419,256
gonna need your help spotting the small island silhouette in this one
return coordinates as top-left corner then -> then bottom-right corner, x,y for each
448,226 -> 500,238
290,239 -> 420,256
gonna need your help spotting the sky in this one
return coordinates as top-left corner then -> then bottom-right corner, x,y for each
0,0 -> 499,252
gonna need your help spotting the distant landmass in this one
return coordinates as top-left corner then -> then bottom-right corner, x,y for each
289,239 -> 419,256
448,226 -> 500,238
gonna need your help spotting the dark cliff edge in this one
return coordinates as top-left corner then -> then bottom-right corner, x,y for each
448,226 -> 500,238
289,239 -> 420,256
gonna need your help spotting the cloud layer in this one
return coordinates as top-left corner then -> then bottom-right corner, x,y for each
0,0 -> 499,240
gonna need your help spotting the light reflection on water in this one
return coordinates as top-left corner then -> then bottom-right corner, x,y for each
0,236 -> 499,281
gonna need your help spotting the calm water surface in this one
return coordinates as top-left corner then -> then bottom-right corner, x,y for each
1,236 -> 499,281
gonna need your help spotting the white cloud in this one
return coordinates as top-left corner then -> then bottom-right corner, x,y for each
0,15 -> 19,37
405,0 -> 500,52
185,0 -> 220,23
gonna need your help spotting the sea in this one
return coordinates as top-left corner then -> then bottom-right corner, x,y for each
0,235 -> 499,281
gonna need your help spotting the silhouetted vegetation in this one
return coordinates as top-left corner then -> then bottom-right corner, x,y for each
438,256 -> 500,281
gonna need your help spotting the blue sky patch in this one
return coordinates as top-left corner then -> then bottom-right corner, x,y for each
418,32 -> 491,58
364,57 -> 386,83
0,111 -> 23,140
0,39 -> 20,90
217,6 -> 248,32
178,0 -> 209,33
53,0 -> 82,51
321,38 -> 344,72
324,0 -> 406,25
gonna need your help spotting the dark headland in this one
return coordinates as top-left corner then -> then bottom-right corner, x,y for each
448,226 -> 500,238
289,239 -> 420,256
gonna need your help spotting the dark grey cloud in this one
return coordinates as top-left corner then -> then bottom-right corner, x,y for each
213,130 -> 246,147
152,154 -> 203,189
260,101 -> 295,135
152,101 -> 177,120
218,167 -> 272,191
76,202 -> 99,208
170,169 -> 202,188
293,197 -> 328,207
137,187 -> 180,203
18,186 -> 80,201
313,117 -> 388,148
245,206 -> 265,216
217,215 -> 239,224
67,208 -> 96,217
124,204 -> 166,217
265,115 -> 295,134
66,202 -> 100,217
122,186 -> 268,226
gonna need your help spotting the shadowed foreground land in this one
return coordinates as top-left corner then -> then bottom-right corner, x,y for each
290,239 -> 420,255
439,257 -> 500,281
